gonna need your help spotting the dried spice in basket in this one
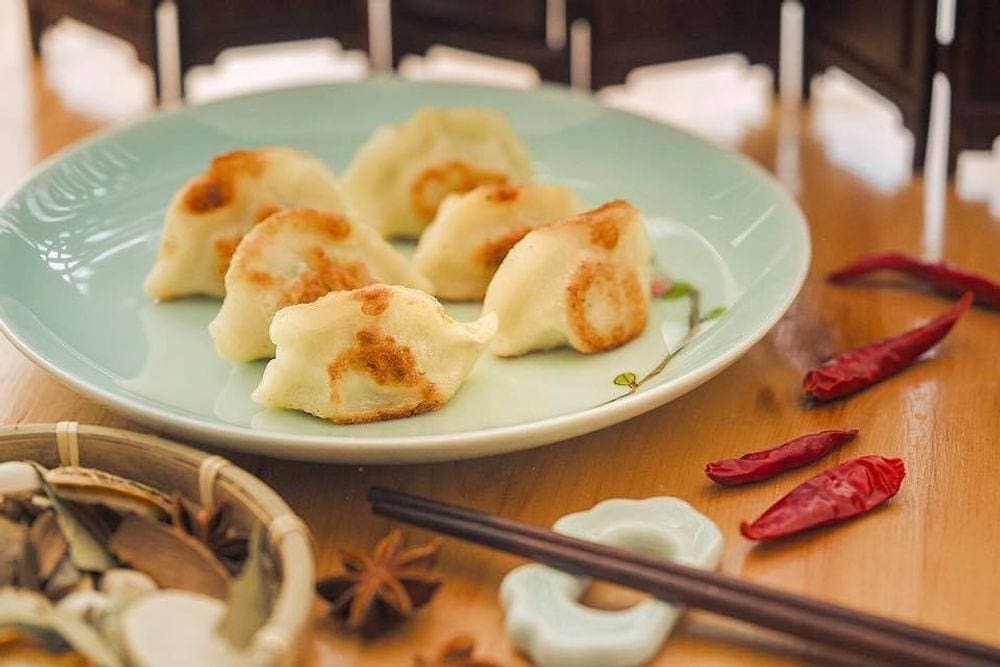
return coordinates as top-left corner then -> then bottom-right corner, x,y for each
316,529 -> 444,638
170,494 -> 249,574
0,459 -> 271,665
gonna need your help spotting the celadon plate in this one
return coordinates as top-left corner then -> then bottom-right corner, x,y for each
0,79 -> 809,463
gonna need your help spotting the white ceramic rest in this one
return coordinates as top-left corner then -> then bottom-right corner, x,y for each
500,497 -> 723,667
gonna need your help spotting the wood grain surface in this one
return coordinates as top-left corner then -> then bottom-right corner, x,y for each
2,61 -> 998,666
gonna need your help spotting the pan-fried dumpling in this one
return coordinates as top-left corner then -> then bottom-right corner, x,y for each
482,200 -> 652,356
341,107 -> 533,239
412,183 -> 582,300
208,209 -> 432,362
252,284 -> 497,423
144,147 -> 346,300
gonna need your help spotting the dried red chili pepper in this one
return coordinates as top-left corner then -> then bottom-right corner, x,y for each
829,252 -> 1000,310
741,455 -> 906,541
804,292 -> 973,401
705,429 -> 858,486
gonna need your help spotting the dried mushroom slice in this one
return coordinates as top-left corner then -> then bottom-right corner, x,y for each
119,590 -> 247,667
45,468 -> 174,520
108,514 -> 231,599
99,569 -> 158,603
56,590 -> 113,629
0,461 -> 42,496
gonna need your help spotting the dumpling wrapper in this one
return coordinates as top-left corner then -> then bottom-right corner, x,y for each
252,284 -> 497,424
412,183 -> 582,300
482,200 -> 652,356
208,209 -> 432,362
144,147 -> 346,300
341,107 -> 533,239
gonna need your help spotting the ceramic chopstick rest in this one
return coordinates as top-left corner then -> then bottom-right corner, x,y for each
499,497 -> 723,667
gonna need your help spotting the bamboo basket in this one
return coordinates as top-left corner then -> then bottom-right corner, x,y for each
0,422 -> 314,667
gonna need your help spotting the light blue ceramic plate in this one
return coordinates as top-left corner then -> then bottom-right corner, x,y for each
0,79 -> 809,463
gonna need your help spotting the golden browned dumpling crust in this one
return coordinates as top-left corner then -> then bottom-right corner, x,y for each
145,147 -> 346,300
252,285 -> 497,424
208,209 -> 430,362
482,199 -> 653,356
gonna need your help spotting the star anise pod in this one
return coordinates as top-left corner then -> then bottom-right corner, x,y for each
316,529 -> 443,638
414,635 -> 504,667
169,494 -> 248,574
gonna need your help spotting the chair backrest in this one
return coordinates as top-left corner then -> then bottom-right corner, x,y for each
174,0 -> 369,94
391,0 -> 781,90
804,0 -> 936,167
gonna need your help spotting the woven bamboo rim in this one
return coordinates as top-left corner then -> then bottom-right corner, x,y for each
0,422 -> 314,666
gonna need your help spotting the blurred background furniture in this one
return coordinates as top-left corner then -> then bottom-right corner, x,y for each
803,0 -> 937,168
573,0 -> 780,89
25,0 -> 162,99
174,0 -> 369,96
391,0 -> 571,84
947,0 -> 1000,168
391,0 -> 781,89
21,0 -> 1000,179
804,0 -> 1000,171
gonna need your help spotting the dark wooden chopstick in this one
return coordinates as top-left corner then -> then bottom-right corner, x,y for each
371,487 -> 968,655
369,487 -> 1000,667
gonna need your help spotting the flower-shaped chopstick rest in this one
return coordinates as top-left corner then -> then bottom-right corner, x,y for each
499,497 -> 723,667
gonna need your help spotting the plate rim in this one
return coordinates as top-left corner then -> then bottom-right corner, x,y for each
0,77 -> 811,463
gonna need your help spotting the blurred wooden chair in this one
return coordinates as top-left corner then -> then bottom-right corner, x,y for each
577,0 -> 780,89
391,0 -> 781,89
25,0 -> 163,100
947,0 -> 1000,168
803,0 -> 937,167
391,0 -> 571,84
804,0 -> 1000,171
173,0 -> 368,97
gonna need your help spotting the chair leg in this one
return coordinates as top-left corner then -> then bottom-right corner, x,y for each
27,7 -> 47,55
149,9 -> 162,103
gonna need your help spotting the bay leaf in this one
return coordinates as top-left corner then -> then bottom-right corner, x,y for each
107,514 -> 230,599
218,525 -> 271,649
32,465 -> 114,573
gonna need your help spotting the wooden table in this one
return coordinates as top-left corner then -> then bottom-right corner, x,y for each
3,64 -> 999,666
